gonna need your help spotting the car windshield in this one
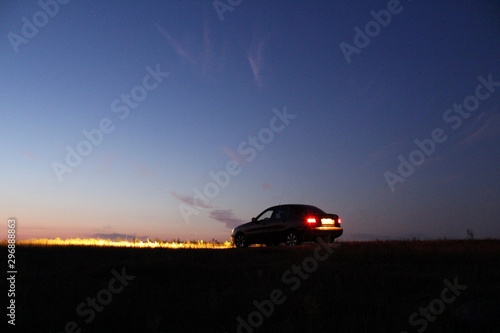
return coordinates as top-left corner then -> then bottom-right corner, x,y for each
256,210 -> 273,221
297,206 -> 325,216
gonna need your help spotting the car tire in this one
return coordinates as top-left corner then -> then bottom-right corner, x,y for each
234,234 -> 247,248
285,231 -> 300,246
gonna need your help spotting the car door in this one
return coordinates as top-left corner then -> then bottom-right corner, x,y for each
267,206 -> 290,241
245,208 -> 274,242
247,207 -> 290,244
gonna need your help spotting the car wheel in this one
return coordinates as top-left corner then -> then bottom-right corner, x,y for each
234,234 -> 247,248
285,232 -> 299,246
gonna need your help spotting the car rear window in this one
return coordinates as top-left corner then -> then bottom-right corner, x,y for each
290,206 -> 325,217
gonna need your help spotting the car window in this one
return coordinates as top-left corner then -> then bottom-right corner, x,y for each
294,206 -> 325,217
308,207 -> 325,215
257,210 -> 273,222
271,207 -> 289,220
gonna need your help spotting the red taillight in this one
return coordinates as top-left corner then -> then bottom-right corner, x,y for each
307,217 -> 317,224
338,218 -> 341,224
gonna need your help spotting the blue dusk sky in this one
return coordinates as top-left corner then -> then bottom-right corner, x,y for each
1,0 -> 499,241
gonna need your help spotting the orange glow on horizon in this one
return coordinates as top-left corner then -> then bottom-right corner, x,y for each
5,238 -> 232,249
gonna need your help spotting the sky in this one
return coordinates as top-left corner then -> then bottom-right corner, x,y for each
1,0 -> 499,241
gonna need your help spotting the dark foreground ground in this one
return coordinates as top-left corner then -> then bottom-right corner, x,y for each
3,240 -> 500,333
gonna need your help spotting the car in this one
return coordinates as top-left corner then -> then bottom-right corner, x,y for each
231,204 -> 343,247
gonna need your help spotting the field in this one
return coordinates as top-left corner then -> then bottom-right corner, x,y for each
3,239 -> 500,333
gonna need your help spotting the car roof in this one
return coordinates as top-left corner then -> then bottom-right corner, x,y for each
267,204 -> 322,211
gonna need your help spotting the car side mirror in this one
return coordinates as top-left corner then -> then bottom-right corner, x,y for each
251,217 -> 256,222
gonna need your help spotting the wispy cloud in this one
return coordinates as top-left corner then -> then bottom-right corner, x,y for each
129,158 -> 156,177
247,36 -> 270,88
171,191 -> 215,209
209,209 -> 244,229
155,18 -> 222,77
155,20 -> 274,86
96,154 -> 118,176
223,147 -> 249,165
155,22 -> 194,64
261,182 -> 271,190
457,113 -> 500,149
200,18 -> 219,75
22,150 -> 39,161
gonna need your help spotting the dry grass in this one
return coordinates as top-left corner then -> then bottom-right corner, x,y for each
4,237 -> 233,249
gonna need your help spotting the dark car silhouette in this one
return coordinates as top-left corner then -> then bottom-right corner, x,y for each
231,204 -> 343,247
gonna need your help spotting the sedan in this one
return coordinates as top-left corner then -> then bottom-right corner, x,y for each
231,204 -> 343,247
